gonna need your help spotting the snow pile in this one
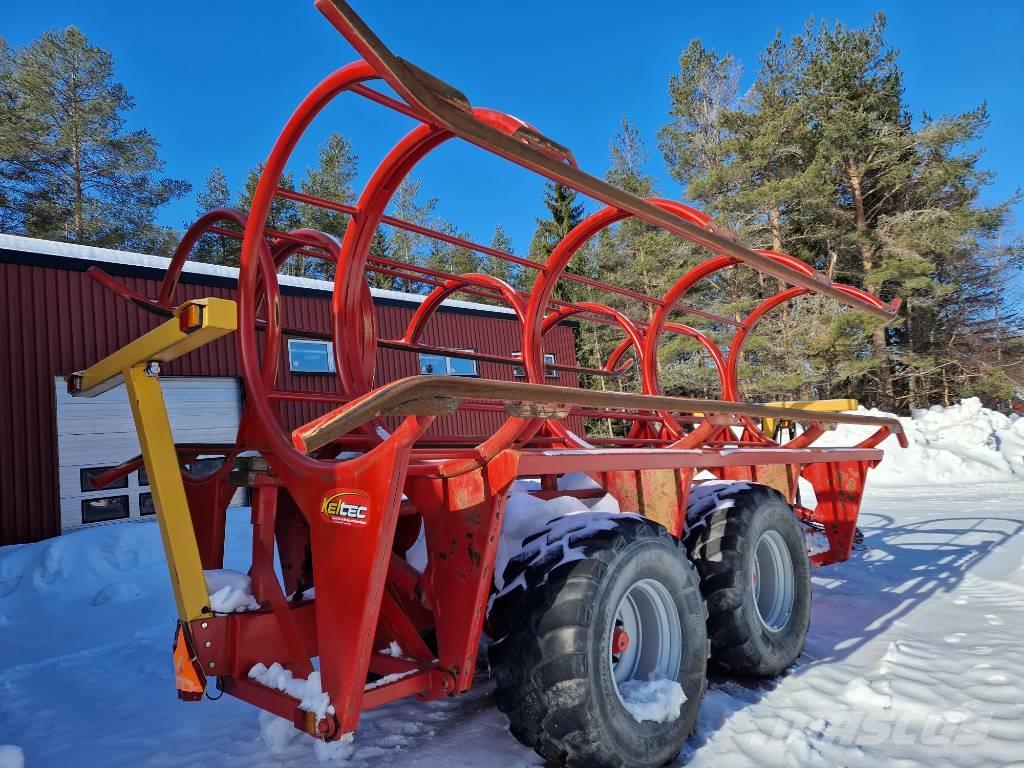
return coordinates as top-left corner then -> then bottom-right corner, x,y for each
0,746 -> 25,768
619,678 -> 687,723
493,492 -> 624,594
248,662 -> 334,719
821,397 -> 1024,485
804,530 -> 831,557
685,481 -> 753,535
204,568 -> 260,613
492,469 -> 650,596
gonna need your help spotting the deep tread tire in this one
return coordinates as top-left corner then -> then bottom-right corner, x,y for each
685,483 -> 811,677
488,516 -> 708,768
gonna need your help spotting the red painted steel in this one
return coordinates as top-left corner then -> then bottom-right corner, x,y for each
58,0 -> 908,749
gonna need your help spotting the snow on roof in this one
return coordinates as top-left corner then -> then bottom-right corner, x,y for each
0,232 -> 515,316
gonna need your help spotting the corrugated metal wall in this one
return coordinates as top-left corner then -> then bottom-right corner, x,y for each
0,258 -> 579,545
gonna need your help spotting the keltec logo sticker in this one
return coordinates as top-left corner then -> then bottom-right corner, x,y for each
321,489 -> 370,526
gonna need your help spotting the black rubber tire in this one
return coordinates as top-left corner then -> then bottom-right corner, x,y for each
488,516 -> 708,768
685,483 -> 811,677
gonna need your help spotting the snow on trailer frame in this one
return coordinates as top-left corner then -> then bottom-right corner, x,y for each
66,1 -> 907,764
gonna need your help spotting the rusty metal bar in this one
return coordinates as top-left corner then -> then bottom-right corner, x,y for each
293,374 -> 904,454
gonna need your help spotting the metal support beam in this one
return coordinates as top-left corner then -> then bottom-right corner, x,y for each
67,297 -> 237,397
125,365 -> 211,621
67,297 -> 238,622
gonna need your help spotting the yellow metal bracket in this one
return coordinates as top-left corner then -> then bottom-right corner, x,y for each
67,298 -> 237,622
762,398 -> 859,439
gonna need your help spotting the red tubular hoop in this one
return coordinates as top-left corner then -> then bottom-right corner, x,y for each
239,61 -> 584,473
523,199 -> 711,391
238,60 -> 409,475
722,283 -> 895,447
399,272 -> 548,462
538,301 -> 647,446
236,58 -> 900,475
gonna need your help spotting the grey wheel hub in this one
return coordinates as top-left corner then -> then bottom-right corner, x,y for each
610,578 -> 682,703
752,529 -> 795,631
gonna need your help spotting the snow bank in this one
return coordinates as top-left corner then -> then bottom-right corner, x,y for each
619,678 -> 687,723
822,397 -> 1023,485
0,746 -> 24,768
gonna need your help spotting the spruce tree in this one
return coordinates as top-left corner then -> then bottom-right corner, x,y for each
366,226 -> 394,290
658,13 -> 1021,409
238,163 -> 302,274
486,224 -> 519,287
0,27 -> 188,252
425,220 -> 481,278
387,177 -> 438,293
192,166 -> 238,266
526,181 -> 591,301
298,132 -> 358,281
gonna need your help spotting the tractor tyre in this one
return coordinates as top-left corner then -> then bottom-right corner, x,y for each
488,516 -> 708,768
685,483 -> 811,677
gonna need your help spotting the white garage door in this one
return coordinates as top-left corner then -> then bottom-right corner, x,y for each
55,376 -> 243,531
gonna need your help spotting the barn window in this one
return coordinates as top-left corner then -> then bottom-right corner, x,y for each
140,493 -> 155,516
81,495 -> 130,524
288,339 -> 335,374
418,350 -> 478,377
511,352 -> 558,378
80,466 -> 128,492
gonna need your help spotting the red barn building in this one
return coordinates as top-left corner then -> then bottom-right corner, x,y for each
0,234 -> 579,545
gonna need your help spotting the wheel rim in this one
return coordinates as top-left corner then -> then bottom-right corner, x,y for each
752,529 -> 795,631
610,578 -> 682,703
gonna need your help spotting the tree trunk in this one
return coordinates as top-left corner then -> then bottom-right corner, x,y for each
70,69 -> 84,242
769,207 -> 783,253
848,160 -> 894,409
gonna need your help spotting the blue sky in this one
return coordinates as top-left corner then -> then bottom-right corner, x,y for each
5,0 -> 1023,255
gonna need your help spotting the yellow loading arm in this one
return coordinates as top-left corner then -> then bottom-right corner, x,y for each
67,298 -> 237,622
761,398 -> 859,440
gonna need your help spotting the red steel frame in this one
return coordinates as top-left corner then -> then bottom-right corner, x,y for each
81,0 -> 908,742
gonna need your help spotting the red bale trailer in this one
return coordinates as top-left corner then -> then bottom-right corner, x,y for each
67,3 -> 907,765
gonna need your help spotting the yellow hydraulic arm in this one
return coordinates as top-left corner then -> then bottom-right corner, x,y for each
67,298 -> 237,622
761,398 -> 859,440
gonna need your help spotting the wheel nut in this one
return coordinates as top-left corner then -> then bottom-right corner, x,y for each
612,624 -> 630,654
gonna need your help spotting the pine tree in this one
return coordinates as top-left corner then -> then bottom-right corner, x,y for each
485,224 -> 519,287
298,132 -> 358,282
366,226 -> 394,290
658,13 -> 1021,409
657,40 -> 741,199
0,38 -> 29,232
238,162 -> 303,274
192,166 -> 238,266
0,27 -> 188,252
387,178 -> 438,293
526,181 -> 591,300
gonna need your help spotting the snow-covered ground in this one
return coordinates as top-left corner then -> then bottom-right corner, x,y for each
1,400 -> 1022,767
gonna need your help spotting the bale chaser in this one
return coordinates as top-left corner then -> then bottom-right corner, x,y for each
68,3 -> 907,765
